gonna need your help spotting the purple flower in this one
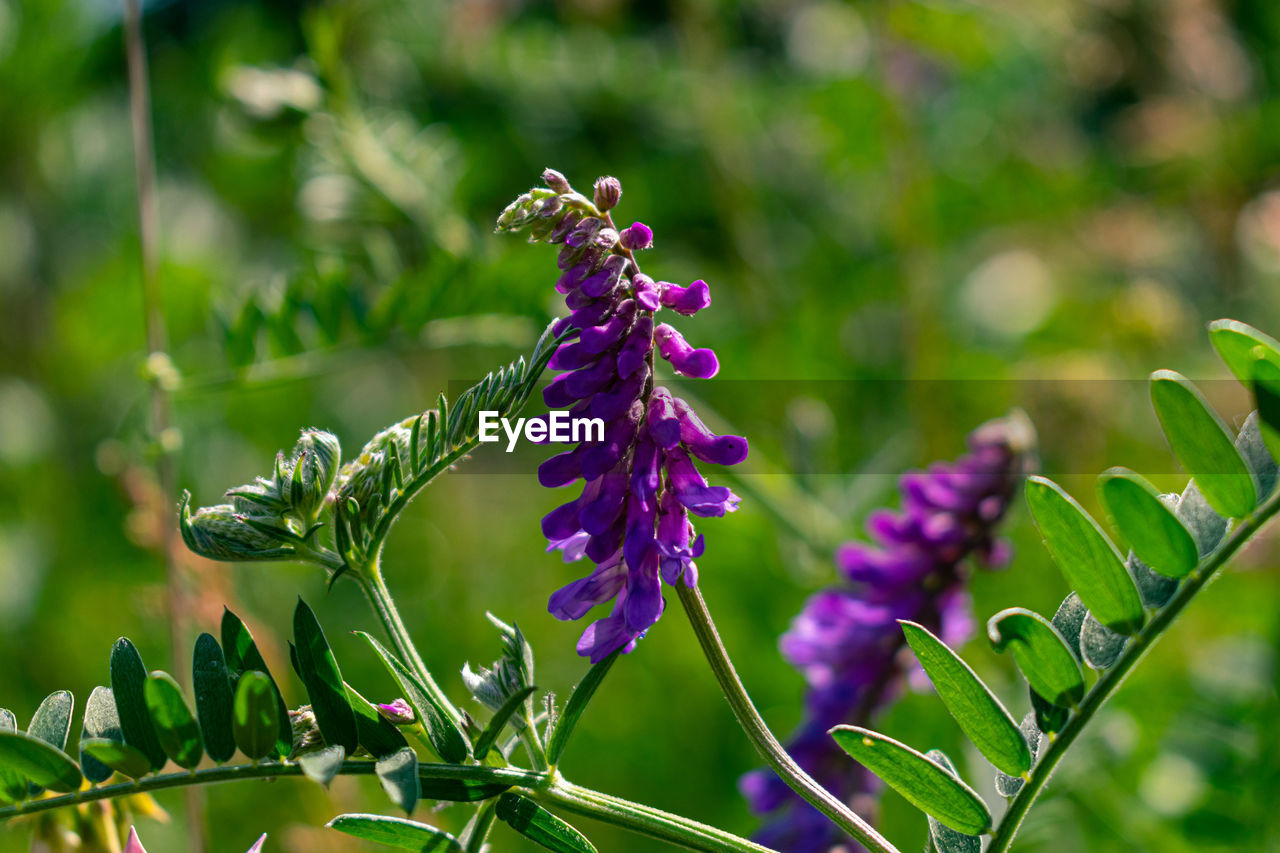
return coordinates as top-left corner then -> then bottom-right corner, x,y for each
506,171 -> 748,662
376,698 -> 416,725
742,412 -> 1035,851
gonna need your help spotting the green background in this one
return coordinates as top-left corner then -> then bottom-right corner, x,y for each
2,0 -> 1280,850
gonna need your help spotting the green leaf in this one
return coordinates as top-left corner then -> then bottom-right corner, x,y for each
924,751 -> 982,853
988,608 -> 1085,708
1029,689 -> 1068,735
79,687 -> 123,784
326,813 -> 462,851
547,651 -> 618,766
293,599 -> 359,753
495,793 -> 597,853
1207,318 -> 1280,384
346,683 -> 409,759
1175,482 -> 1226,556
1236,410 -> 1279,500
829,726 -> 992,836
1254,359 -> 1280,468
1050,593 -> 1087,663
995,712 -> 1042,798
901,621 -> 1030,776
473,686 -> 538,762
0,731 -> 82,793
233,671 -> 280,761
0,710 -> 27,803
79,738 -> 152,780
220,609 -> 292,758
110,638 -> 167,771
356,631 -> 470,763
1080,611 -> 1127,670
28,691 -> 73,753
192,633 -> 236,764
1097,468 -> 1198,579
1150,370 -> 1257,519
1026,477 -> 1144,634
375,747 -> 420,814
144,672 -> 204,769
299,744 -> 345,786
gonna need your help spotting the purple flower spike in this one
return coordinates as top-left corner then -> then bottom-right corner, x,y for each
619,221 -> 653,251
660,279 -> 712,315
742,412 -> 1035,851
655,323 -> 720,378
503,170 -> 747,661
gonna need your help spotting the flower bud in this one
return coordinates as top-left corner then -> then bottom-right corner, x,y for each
593,176 -> 623,211
542,168 -> 572,193
291,429 -> 341,520
376,698 -> 416,725
179,496 -> 296,561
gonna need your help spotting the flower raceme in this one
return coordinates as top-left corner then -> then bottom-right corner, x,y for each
497,170 -> 747,662
741,412 -> 1036,852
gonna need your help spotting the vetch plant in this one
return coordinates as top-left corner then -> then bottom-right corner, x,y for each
0,170 -> 1277,853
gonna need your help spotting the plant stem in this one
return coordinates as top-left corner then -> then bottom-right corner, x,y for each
542,777 -> 779,853
0,762 -> 776,853
987,486 -> 1280,853
356,560 -> 463,726
676,583 -> 901,853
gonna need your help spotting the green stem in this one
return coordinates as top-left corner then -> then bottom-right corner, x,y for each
542,777 -> 779,853
461,798 -> 499,852
0,762 -> 542,822
676,584 -> 901,853
987,485 -> 1280,853
356,562 -> 463,727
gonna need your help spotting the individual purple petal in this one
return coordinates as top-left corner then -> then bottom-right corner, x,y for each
548,340 -> 598,371
632,274 -> 661,311
647,388 -> 682,449
623,492 -> 657,570
543,372 -> 582,408
616,316 -> 654,378
539,446 -> 584,488
557,263 -> 591,295
565,217 -> 603,249
579,301 -> 636,354
542,496 -> 586,541
547,530 -> 590,562
568,298 -> 617,329
655,323 -> 720,379
630,436 -> 662,506
576,597 -> 639,662
564,355 -> 618,399
583,255 -> 630,298
672,397 -> 748,466
581,402 -> 642,480
589,367 -> 647,421
549,210 -> 582,243
624,549 -> 665,633
659,279 -> 711,315
579,470 -> 629,535
656,490 -> 702,585
585,522 -> 624,563
549,556 -> 626,620
665,447 -> 740,517
619,221 -> 653,251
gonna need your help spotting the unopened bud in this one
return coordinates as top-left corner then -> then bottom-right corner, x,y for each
619,221 -> 653,251
542,168 -> 572,193
593,176 -> 622,211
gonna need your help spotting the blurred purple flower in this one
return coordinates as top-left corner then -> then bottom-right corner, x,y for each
516,171 -> 747,662
742,412 -> 1035,852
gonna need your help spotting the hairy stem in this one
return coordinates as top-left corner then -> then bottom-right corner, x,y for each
676,583 -> 901,853
542,777 -> 779,853
987,485 -> 1280,853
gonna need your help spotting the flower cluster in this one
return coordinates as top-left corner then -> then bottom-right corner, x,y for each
741,412 -> 1035,852
498,170 -> 748,662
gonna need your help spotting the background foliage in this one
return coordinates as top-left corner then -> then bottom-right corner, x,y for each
2,0 -> 1280,850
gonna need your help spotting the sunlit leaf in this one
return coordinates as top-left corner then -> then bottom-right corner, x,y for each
0,731 -> 82,793
292,599 -> 358,755
547,652 -> 617,766
1254,359 -> 1280,469
144,672 -> 204,769
925,750 -> 982,853
1150,370 -> 1256,519
232,671 -> 279,761
326,813 -> 461,851
495,793 -> 597,853
1097,468 -> 1198,578
79,687 -> 123,784
987,608 -> 1084,708
356,632 -> 469,763
829,726 -> 992,836
220,609 -> 293,758
473,687 -> 537,762
110,638 -> 167,771
80,738 -> 151,780
1207,318 -> 1280,384
901,621 -> 1029,776
1025,477 -> 1144,634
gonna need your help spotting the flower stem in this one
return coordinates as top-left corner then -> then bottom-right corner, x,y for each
676,583 -> 901,853
356,559 -> 463,727
987,485 -> 1280,853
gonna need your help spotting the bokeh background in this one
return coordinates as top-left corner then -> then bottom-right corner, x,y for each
3,0 -> 1280,850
